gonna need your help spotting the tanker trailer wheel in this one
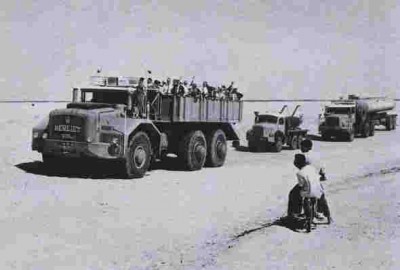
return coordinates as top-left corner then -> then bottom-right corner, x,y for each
348,131 -> 354,142
124,132 -> 151,179
289,136 -> 298,150
205,129 -> 227,167
369,123 -> 375,136
362,123 -> 370,137
272,136 -> 283,152
385,118 -> 392,130
180,130 -> 207,171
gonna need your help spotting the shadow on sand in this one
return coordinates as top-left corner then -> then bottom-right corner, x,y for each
15,155 -> 190,179
233,214 -> 332,240
15,160 -> 126,179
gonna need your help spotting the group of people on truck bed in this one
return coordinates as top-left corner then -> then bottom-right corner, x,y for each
136,77 -> 244,101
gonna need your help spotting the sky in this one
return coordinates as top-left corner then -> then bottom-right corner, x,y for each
1,0 -> 399,100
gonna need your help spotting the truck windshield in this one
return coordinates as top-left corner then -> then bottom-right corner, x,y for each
325,107 -> 352,114
81,90 -> 129,105
256,115 -> 277,124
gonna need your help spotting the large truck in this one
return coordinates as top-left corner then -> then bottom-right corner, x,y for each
31,76 -> 243,178
318,95 -> 397,141
246,105 -> 308,152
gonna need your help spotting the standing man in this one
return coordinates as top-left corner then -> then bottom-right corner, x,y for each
293,153 -> 323,231
136,77 -> 146,118
300,139 -> 332,224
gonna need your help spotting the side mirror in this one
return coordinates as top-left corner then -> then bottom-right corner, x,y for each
254,111 -> 259,116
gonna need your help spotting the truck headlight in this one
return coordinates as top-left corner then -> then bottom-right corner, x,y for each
100,133 -> 123,145
33,131 -> 40,139
42,132 -> 48,139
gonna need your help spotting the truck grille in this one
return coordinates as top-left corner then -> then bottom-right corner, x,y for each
252,126 -> 264,137
49,115 -> 85,141
326,117 -> 339,127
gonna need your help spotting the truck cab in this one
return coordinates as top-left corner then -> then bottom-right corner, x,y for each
246,105 -> 307,152
32,75 -> 243,179
319,102 -> 356,141
32,76 -> 165,178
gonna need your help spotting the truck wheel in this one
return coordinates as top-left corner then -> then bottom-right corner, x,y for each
206,129 -> 227,167
386,118 -> 391,130
180,130 -> 207,171
393,119 -> 397,130
362,123 -> 370,137
124,132 -> 152,179
272,136 -> 283,152
348,131 -> 354,142
289,136 -> 298,150
369,123 -> 375,136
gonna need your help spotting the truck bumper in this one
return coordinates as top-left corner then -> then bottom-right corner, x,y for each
319,126 -> 350,136
35,139 -> 123,159
246,135 -> 273,144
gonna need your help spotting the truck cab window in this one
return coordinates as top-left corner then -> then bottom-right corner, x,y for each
256,115 -> 278,124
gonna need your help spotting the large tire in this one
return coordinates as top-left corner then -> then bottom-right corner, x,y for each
124,132 -> 152,179
362,123 -> 370,138
180,130 -> 207,171
393,118 -> 397,130
369,123 -> 375,136
386,118 -> 392,131
289,135 -> 298,150
272,136 -> 283,153
348,131 -> 354,142
205,129 -> 227,167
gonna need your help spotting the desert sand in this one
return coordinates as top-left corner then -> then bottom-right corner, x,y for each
0,101 -> 399,269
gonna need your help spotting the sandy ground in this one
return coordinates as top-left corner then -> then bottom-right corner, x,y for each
0,101 -> 399,269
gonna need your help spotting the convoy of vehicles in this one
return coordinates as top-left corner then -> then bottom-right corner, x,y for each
246,105 -> 308,152
31,74 -> 398,178
32,76 -> 242,178
318,95 -> 397,141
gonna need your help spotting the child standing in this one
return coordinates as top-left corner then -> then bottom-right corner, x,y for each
300,139 -> 332,224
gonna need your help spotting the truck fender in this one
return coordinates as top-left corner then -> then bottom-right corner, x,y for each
32,115 -> 50,132
32,116 -> 50,151
124,120 -> 163,157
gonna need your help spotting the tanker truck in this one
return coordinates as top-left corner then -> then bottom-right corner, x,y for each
318,95 -> 397,141
246,105 -> 308,152
31,75 -> 242,178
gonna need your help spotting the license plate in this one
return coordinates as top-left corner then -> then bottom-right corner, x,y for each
58,141 -> 76,153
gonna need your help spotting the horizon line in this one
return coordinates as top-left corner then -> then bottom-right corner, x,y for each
0,98 -> 399,103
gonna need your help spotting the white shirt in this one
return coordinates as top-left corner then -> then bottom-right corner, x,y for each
299,150 -> 326,175
296,165 -> 323,198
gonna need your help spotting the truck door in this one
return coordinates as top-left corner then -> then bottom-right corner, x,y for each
278,117 -> 285,133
